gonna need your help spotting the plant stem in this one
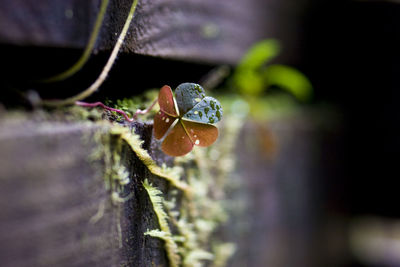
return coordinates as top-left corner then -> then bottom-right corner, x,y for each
135,98 -> 158,116
76,101 -> 135,122
42,0 -> 110,82
41,0 -> 139,107
76,98 -> 158,121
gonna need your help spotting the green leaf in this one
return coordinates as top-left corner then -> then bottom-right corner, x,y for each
236,39 -> 280,71
183,96 -> 223,124
175,83 -> 206,115
233,70 -> 264,96
233,39 -> 280,96
263,64 -> 313,101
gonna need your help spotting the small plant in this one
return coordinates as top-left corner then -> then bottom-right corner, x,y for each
78,83 -> 223,157
154,83 -> 222,157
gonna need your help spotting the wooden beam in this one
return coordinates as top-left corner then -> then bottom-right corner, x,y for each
0,117 -> 168,266
0,0 -> 271,64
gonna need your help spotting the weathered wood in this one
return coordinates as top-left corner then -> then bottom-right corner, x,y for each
0,107 -> 345,267
0,0 -> 271,64
224,113 -> 346,267
0,115 -> 168,266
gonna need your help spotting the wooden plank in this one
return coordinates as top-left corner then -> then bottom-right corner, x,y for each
0,0 -> 272,64
0,116 -> 168,266
224,114 -> 345,267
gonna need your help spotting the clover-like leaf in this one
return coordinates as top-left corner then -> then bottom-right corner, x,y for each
153,83 -> 222,157
158,85 -> 179,117
183,96 -> 223,124
175,82 -> 206,115
161,121 -> 194,156
153,85 -> 179,139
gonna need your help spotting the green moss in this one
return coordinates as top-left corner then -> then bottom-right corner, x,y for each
109,125 -> 189,193
143,180 -> 181,267
87,124 -> 133,249
82,92 -> 244,267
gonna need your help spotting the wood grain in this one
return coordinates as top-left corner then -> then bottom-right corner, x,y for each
0,117 -> 168,267
0,0 -> 271,64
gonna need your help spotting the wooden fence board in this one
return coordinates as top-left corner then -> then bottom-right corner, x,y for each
0,0 -> 271,64
0,117 -> 167,266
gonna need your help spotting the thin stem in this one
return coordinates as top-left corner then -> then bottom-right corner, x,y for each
76,101 -> 135,122
76,97 -> 158,122
136,98 -> 158,116
42,0 -> 110,83
41,0 -> 139,107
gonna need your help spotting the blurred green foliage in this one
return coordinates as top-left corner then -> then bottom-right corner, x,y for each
263,65 -> 312,102
233,39 -> 312,101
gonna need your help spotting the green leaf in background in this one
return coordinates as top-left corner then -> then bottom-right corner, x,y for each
232,38 -> 312,102
233,70 -> 265,96
263,64 -> 313,102
237,39 -> 280,71
233,39 -> 280,96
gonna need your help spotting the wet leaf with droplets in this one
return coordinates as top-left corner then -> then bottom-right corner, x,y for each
182,120 -> 218,147
153,83 -> 222,157
153,110 -> 177,139
158,85 -> 179,116
175,83 -> 206,115
183,96 -> 223,124
161,121 -> 194,156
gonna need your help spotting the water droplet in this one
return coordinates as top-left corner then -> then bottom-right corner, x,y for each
162,117 -> 165,121
194,84 -> 203,94
210,101 -> 215,110
165,118 -> 170,123
194,98 -> 201,102
195,140 -> 200,145
194,111 -> 199,115
194,135 -> 197,138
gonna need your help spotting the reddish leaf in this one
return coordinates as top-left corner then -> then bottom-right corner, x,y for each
182,119 -> 219,147
158,85 -> 178,116
161,121 -> 194,156
153,110 -> 176,140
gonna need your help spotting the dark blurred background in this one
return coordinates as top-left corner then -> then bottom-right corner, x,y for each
229,1 -> 400,266
304,0 -> 400,218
